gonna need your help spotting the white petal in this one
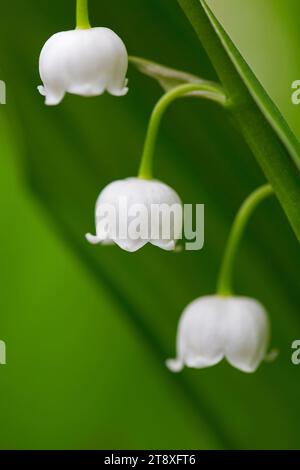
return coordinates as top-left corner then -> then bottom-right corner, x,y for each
166,358 -> 184,373
169,296 -> 227,372
45,90 -> 65,106
224,297 -> 270,373
151,239 -> 176,251
185,354 -> 224,369
108,84 -> 129,97
114,238 -> 148,253
85,233 -> 102,245
68,83 -> 105,96
38,84 -> 65,105
37,85 -> 46,96
108,77 -> 129,96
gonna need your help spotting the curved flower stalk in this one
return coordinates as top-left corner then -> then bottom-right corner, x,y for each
86,82 -> 226,252
138,82 -> 226,180
38,0 -> 128,105
167,185 -> 276,373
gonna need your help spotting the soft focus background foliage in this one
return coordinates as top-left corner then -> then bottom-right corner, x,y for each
0,0 -> 299,450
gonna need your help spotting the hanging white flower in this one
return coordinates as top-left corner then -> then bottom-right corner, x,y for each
38,27 -> 128,105
86,177 -> 182,252
167,295 -> 271,373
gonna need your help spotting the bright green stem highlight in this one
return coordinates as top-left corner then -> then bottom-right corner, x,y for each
138,82 -> 226,180
76,0 -> 91,29
217,184 -> 274,296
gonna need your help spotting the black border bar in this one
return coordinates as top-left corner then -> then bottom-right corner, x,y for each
0,450 -> 299,465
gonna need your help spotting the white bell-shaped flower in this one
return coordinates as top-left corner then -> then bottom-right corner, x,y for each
38,27 -> 128,105
167,295 -> 270,373
86,177 -> 182,252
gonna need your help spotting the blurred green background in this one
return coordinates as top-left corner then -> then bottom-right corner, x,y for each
0,0 -> 299,450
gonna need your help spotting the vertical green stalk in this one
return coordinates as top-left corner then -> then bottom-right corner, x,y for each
178,0 -> 300,244
217,184 -> 274,296
76,0 -> 91,29
138,82 -> 226,180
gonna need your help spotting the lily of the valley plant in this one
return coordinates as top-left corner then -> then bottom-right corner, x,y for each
37,0 -> 300,375
167,185 -> 275,373
86,82 -> 222,252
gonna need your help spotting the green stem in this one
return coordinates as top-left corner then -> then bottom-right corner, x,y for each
76,0 -> 91,29
178,0 -> 300,244
138,82 -> 226,180
217,184 -> 274,296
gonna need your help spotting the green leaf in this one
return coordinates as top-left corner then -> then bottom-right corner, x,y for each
199,1 -> 300,172
129,56 -> 225,102
178,0 -> 300,242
